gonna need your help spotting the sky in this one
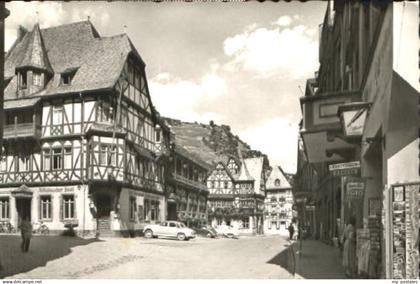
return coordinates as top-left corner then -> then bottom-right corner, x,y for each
5,1 -> 419,174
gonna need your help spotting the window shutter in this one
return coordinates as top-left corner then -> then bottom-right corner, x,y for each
73,195 -> 77,219
50,196 -> 53,221
38,196 -> 42,220
59,195 -> 63,221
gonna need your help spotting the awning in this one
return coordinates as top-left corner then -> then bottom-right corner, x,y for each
4,97 -> 40,110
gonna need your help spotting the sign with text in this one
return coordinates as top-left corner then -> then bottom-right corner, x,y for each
368,198 -> 382,216
341,108 -> 368,137
329,161 -> 360,177
345,178 -> 365,200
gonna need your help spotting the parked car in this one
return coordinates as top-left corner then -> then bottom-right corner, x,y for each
215,225 -> 239,239
194,225 -> 218,238
143,221 -> 195,241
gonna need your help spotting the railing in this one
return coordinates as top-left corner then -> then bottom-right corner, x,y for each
172,173 -> 207,191
3,123 -> 41,139
0,168 -> 83,184
177,210 -> 207,220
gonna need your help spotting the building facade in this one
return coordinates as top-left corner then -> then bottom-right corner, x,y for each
294,137 -> 319,239
299,1 -> 419,279
165,143 -> 209,228
207,156 -> 267,235
1,21 -> 169,237
263,166 -> 293,235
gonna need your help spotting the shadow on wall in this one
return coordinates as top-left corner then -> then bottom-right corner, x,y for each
0,235 -> 102,278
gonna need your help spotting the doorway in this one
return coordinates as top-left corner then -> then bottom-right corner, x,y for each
95,194 -> 112,234
96,194 -> 112,218
16,198 -> 32,226
167,202 -> 177,221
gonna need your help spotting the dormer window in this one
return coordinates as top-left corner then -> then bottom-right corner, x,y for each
155,127 -> 161,142
19,71 -> 27,90
33,72 -> 42,86
61,73 -> 73,85
60,67 -> 78,85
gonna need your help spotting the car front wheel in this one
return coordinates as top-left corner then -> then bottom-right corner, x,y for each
177,233 -> 186,241
144,229 -> 153,239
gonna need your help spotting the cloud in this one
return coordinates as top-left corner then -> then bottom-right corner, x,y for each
238,117 -> 299,173
5,2 -> 110,52
149,72 -> 226,123
5,2 -> 66,50
223,23 -> 319,80
273,15 -> 292,27
70,7 -> 110,28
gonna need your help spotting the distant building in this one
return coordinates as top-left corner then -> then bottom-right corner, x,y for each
263,166 -> 293,235
207,156 -> 268,235
165,142 -> 210,228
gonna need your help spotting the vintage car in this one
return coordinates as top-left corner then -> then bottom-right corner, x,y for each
215,225 -> 239,239
143,221 -> 196,241
194,225 -> 218,238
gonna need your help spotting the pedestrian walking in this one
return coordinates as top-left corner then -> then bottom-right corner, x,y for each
19,216 -> 32,253
342,216 -> 356,278
288,223 -> 295,241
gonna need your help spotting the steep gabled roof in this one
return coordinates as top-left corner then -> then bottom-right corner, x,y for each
266,165 -> 292,190
173,144 -> 212,171
241,157 -> 265,195
237,159 -> 254,181
207,161 -> 235,182
15,24 -> 53,74
4,21 -> 142,101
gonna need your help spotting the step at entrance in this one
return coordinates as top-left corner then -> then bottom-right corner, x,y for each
97,218 -> 113,237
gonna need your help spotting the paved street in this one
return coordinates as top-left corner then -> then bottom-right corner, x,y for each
0,234 -> 346,279
0,234 -> 294,279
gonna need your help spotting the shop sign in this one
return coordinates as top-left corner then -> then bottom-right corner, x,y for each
347,182 -> 364,199
295,197 -> 307,204
39,187 -> 64,193
329,161 -> 360,177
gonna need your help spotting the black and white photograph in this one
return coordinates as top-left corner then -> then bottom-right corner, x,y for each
0,0 -> 419,281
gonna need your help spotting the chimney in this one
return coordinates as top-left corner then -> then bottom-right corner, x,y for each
17,25 -> 28,41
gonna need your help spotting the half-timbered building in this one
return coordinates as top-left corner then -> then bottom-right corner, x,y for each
207,156 -> 267,235
264,166 -> 293,235
1,21 -> 169,236
165,143 -> 210,228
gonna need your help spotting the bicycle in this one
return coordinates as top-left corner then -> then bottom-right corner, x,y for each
5,222 -> 16,233
32,221 -> 50,235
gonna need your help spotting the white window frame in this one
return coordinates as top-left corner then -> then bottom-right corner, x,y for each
40,195 -> 52,220
62,195 -> 75,220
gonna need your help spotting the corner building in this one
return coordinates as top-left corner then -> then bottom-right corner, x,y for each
299,1 -> 419,278
1,21 -> 169,237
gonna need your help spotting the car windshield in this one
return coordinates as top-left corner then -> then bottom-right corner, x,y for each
179,223 -> 186,228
